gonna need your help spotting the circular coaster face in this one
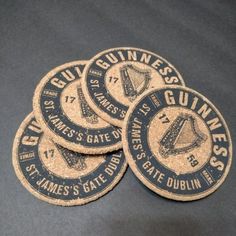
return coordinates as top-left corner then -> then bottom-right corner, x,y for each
82,47 -> 185,127
33,61 -> 122,154
12,113 -> 127,206
123,86 -> 232,201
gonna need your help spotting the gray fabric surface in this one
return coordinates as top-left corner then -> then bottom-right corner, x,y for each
0,1 -> 235,235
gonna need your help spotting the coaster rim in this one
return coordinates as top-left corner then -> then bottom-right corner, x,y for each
33,60 -> 123,154
81,47 -> 185,128
122,85 -> 232,201
12,112 -> 128,206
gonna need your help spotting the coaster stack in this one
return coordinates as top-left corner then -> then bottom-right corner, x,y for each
12,47 -> 232,205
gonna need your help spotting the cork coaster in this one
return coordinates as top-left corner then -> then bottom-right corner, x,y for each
12,113 -> 127,206
82,47 -> 185,127
123,86 -> 232,201
33,61 -> 122,154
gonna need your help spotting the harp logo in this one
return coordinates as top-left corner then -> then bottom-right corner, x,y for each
120,64 -> 151,102
159,114 -> 207,158
77,85 -> 98,124
55,144 -> 87,171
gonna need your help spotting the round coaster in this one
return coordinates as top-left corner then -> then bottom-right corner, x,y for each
33,61 -> 122,154
123,86 -> 232,201
82,47 -> 185,127
12,113 -> 127,206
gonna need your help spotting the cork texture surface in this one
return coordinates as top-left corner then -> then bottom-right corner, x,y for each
12,113 -> 127,206
82,47 -> 185,127
0,1 -> 235,235
123,86 -> 232,201
33,61 -> 122,154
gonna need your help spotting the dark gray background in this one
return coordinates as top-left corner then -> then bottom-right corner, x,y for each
0,1 -> 235,235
